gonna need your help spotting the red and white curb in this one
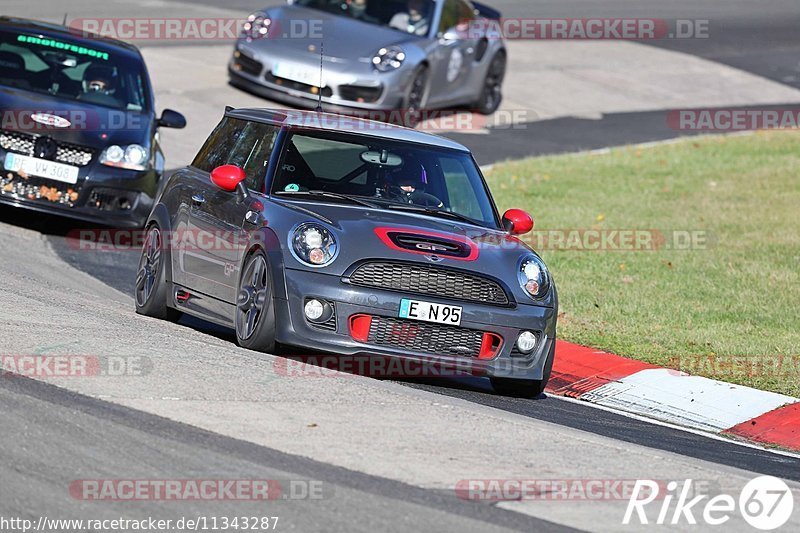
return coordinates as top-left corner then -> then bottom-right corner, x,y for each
546,341 -> 800,452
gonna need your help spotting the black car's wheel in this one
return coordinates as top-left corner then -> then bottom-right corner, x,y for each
402,65 -> 430,127
135,224 -> 181,321
475,52 -> 506,115
235,251 -> 276,353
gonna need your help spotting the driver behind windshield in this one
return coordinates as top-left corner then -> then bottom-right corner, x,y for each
385,163 -> 444,208
78,64 -> 120,107
389,0 -> 432,36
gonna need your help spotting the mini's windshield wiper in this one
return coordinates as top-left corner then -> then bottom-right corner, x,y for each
276,190 -> 380,209
383,203 -> 483,226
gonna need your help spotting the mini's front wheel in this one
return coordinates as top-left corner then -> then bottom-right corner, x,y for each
235,251 -> 276,353
135,224 -> 181,321
490,377 -> 546,398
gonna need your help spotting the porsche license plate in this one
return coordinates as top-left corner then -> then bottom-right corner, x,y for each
272,62 -> 323,87
399,299 -> 462,326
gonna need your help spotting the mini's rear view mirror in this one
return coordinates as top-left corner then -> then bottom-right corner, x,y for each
361,150 -> 403,167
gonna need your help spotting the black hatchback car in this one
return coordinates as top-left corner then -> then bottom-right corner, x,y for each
0,17 -> 185,227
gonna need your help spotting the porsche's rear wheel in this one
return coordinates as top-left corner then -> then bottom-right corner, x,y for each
475,52 -> 506,115
235,251 -> 276,353
135,224 -> 181,321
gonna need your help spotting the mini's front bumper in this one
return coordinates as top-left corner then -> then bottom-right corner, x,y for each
273,268 -> 558,381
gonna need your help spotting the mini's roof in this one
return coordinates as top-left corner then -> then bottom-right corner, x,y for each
0,16 -> 143,58
227,108 -> 471,153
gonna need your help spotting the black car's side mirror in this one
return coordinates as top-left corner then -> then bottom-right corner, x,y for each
157,109 -> 187,129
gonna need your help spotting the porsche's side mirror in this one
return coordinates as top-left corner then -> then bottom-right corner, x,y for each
502,208 -> 534,235
157,109 -> 187,129
211,165 -> 246,192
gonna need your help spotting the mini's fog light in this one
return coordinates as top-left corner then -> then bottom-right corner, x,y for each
516,331 -> 538,354
304,299 -> 324,321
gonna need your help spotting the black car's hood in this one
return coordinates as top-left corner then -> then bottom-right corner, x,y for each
268,198 -> 553,307
0,85 -> 153,149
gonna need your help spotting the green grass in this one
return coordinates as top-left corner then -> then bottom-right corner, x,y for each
485,131 -> 800,397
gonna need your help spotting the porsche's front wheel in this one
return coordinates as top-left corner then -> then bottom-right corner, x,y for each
135,224 -> 181,321
235,251 -> 276,353
475,52 -> 506,115
402,65 -> 429,127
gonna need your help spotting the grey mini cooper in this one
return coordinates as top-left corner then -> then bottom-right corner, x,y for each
228,0 -> 506,123
136,108 -> 557,397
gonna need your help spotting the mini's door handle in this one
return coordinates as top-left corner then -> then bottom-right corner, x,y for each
191,194 -> 205,206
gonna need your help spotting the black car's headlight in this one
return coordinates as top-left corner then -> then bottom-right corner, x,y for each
99,144 -> 148,171
518,254 -> 551,300
291,223 -> 338,267
372,46 -> 406,72
243,12 -> 271,40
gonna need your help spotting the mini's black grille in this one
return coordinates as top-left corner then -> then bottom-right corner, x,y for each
368,316 -> 484,357
338,84 -> 382,103
0,130 -> 94,166
349,262 -> 510,305
234,54 -> 263,76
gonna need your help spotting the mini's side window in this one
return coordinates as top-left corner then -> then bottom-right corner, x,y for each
192,118 -> 279,192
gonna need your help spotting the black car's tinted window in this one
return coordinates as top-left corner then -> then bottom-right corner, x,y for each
193,118 -> 278,192
0,31 -> 150,111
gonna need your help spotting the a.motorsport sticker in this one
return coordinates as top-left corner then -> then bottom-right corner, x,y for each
16,34 -> 110,61
284,183 -> 300,192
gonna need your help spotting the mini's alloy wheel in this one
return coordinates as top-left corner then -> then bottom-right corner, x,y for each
135,224 -> 181,321
236,251 -> 276,352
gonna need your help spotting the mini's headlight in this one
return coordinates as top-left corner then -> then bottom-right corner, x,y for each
100,144 -> 148,171
291,223 -> 338,267
518,254 -> 550,300
243,13 -> 271,40
372,46 -> 406,72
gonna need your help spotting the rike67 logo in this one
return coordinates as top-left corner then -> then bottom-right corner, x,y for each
624,476 -> 794,530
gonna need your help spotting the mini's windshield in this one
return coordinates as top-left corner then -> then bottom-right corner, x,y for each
0,31 -> 150,111
272,131 -> 500,229
294,0 -> 436,36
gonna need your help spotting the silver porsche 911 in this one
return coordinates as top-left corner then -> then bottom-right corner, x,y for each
228,0 -> 506,124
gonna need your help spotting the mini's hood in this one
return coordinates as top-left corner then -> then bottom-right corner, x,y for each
247,5 -> 424,62
0,85 -> 154,149
266,199 -> 554,307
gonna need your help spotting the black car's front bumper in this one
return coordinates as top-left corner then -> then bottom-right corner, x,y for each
272,268 -> 558,381
0,164 -> 158,228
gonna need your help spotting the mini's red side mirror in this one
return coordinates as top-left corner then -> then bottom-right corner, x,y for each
502,209 -> 534,235
211,165 -> 246,192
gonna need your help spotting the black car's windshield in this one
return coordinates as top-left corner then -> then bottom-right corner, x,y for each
272,130 -> 500,229
0,30 -> 150,111
294,0 -> 436,36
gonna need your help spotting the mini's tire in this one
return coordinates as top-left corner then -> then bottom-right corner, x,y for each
235,250 -> 276,353
135,224 -> 181,321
